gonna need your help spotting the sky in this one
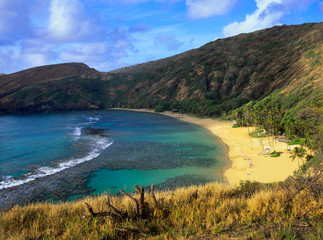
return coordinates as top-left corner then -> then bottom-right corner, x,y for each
0,0 -> 322,74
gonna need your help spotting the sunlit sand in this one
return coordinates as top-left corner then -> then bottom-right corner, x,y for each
115,108 -> 300,186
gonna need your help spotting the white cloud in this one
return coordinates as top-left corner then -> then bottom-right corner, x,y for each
120,0 -> 149,2
186,0 -> 237,19
60,43 -> 109,62
154,33 -> 183,51
223,0 -> 318,37
23,53 -> 49,67
108,0 -> 180,4
319,1 -> 323,13
22,39 -> 53,54
155,0 -> 182,4
59,26 -> 137,70
0,44 -> 50,73
0,0 -> 33,44
256,0 -> 281,9
129,23 -> 151,32
0,48 -> 19,73
223,0 -> 282,37
0,0 -> 137,73
48,0 -> 98,41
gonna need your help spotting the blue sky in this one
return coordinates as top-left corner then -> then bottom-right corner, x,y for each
0,0 -> 322,74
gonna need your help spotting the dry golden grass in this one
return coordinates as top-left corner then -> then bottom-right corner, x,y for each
1,178 -> 322,240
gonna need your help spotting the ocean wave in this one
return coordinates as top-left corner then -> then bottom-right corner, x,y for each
87,117 -> 100,122
71,127 -> 82,136
0,138 -> 113,190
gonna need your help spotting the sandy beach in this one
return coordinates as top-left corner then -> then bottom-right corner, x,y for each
114,108 -> 300,186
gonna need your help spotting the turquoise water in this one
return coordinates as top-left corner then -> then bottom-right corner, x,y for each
88,166 -> 223,196
0,110 -> 228,201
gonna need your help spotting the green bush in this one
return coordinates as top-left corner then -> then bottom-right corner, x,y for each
154,101 -> 170,112
270,152 -> 281,157
288,138 -> 305,145
154,105 -> 166,112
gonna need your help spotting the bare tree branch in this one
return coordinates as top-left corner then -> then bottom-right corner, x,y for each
151,184 -> 159,209
120,189 -> 139,216
189,189 -> 198,200
85,203 -> 120,218
106,196 -> 122,215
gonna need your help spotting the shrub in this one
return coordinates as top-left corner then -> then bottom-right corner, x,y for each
270,152 -> 281,157
288,138 -> 305,145
154,102 -> 170,112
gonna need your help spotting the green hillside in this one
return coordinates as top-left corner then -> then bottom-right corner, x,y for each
105,23 -> 322,116
0,23 -> 322,116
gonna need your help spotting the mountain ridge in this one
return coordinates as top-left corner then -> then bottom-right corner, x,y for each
103,22 -> 322,114
0,22 -> 322,115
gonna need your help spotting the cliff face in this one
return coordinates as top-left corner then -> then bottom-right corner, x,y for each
0,23 -> 322,114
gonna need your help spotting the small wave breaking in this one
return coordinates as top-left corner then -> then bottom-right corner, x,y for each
83,116 -> 101,125
0,138 -> 113,190
87,117 -> 100,122
72,127 -> 82,136
70,116 -> 101,136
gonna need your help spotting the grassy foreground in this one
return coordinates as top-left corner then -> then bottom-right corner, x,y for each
0,172 -> 322,240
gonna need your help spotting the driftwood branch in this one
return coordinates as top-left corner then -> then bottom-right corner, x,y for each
189,190 -> 198,200
85,203 -> 120,219
120,185 -> 152,218
85,184 -> 163,222
292,221 -> 310,227
151,184 -> 159,209
120,189 -> 140,216
136,185 -> 145,216
105,196 -> 129,220
85,203 -> 96,216
106,196 -> 122,215
134,185 -> 141,194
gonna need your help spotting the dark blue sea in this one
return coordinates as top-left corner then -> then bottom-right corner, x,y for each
0,110 -> 228,207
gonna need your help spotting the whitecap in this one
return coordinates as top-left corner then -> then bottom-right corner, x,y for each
1,175 -> 13,181
71,127 -> 82,136
87,117 -> 100,122
0,138 -> 113,190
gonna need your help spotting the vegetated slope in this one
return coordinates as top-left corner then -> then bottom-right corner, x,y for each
0,22 -> 322,115
106,22 -> 322,115
228,23 -> 323,152
0,63 -> 104,113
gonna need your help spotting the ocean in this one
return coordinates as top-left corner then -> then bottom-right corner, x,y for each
0,110 -> 228,207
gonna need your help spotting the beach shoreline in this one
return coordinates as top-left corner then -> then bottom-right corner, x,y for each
113,108 -> 300,186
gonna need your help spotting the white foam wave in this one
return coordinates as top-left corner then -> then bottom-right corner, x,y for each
0,139 -> 113,190
71,127 -> 82,136
2,176 -> 13,181
87,117 -> 100,122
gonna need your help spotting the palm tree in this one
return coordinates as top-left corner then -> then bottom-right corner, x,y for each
289,146 -> 306,168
